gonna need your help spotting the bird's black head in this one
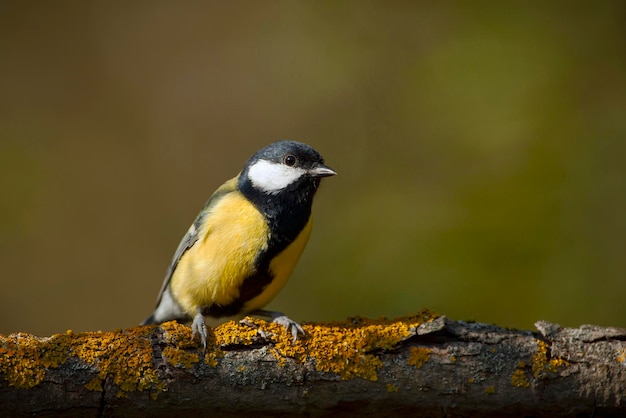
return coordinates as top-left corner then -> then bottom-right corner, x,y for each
239,140 -> 336,237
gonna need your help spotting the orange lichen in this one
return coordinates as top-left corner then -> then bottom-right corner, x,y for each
0,326 -> 165,398
158,321 -> 223,368
70,327 -> 164,398
84,376 -> 103,392
532,339 -> 568,379
484,386 -> 495,395
386,383 -> 399,393
215,308 -> 439,381
213,319 -> 261,346
162,347 -> 199,369
0,332 -> 70,389
511,361 -> 530,388
297,309 -> 438,381
547,357 -> 568,372
0,309 -> 439,395
407,347 -> 432,369
617,348 -> 626,363
159,321 -> 204,369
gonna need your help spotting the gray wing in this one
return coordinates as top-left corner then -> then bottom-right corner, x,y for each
150,176 -> 240,311
140,214 -> 204,325
152,218 -> 202,307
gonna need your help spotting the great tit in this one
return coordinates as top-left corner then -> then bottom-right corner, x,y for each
142,140 -> 336,348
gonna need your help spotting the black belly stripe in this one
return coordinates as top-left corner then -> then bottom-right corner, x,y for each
201,174 -> 316,318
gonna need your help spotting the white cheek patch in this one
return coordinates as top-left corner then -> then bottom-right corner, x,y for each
248,160 -> 306,194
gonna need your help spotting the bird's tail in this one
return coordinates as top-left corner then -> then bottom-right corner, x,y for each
140,314 -> 158,326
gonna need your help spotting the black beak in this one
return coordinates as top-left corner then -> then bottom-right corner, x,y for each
308,163 -> 337,178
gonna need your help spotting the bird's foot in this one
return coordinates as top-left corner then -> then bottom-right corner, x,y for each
191,311 -> 208,350
272,315 -> 305,342
251,309 -> 304,342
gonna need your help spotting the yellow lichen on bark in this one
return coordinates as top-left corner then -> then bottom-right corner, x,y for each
407,347 -> 432,369
213,308 -> 439,381
532,339 -> 568,379
0,309 -> 439,396
0,326 -> 165,397
511,361 -> 530,388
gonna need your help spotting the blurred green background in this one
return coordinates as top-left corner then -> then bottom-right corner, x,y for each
1,2 -> 625,337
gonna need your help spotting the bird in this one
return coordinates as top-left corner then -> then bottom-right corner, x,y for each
142,140 -> 336,349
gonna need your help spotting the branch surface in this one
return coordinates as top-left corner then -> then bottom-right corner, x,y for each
1,309 -> 626,417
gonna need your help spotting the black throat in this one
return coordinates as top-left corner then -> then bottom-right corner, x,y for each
238,173 -> 318,253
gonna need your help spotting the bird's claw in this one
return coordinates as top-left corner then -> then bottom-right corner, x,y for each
247,310 -> 304,342
271,314 -> 304,342
191,312 -> 208,350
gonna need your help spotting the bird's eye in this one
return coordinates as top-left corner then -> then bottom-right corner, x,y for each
284,155 -> 297,166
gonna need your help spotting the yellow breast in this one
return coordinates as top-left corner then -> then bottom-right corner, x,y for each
169,191 -> 270,317
169,188 -> 314,318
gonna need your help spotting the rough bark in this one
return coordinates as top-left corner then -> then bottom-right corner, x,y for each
1,312 -> 626,417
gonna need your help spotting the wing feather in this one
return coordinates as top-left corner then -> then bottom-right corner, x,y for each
152,176 -> 240,309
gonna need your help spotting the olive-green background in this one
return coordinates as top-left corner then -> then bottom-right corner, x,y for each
1,2 -> 625,336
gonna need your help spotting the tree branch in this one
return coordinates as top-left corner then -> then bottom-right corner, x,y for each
1,309 -> 625,417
